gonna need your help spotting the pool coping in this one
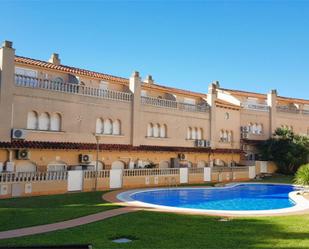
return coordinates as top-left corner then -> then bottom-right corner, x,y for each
103,183 -> 309,217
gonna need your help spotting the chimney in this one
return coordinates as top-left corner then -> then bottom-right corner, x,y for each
144,75 -> 154,84
48,53 -> 61,65
2,40 -> 13,48
213,80 -> 220,88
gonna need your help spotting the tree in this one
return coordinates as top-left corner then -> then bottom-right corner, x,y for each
258,128 -> 309,174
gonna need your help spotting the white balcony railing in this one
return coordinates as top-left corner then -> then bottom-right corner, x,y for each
123,168 -> 180,177
0,171 -> 68,183
141,96 -> 210,113
241,102 -> 269,112
15,74 -> 133,102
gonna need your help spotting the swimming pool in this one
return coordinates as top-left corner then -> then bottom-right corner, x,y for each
117,183 -> 309,215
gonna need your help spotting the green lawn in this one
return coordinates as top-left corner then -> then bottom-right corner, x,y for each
0,174 -> 302,249
1,211 -> 309,249
252,174 -> 294,184
0,191 -> 118,231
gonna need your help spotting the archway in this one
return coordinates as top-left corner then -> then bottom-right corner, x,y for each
15,161 -> 37,172
197,160 -> 206,168
159,160 -> 169,168
111,160 -> 125,169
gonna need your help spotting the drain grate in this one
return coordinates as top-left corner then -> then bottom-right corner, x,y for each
112,238 -> 132,243
111,235 -> 138,244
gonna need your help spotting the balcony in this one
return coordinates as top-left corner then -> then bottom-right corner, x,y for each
141,96 -> 210,113
241,102 -> 269,112
14,74 -> 132,102
276,105 -> 300,114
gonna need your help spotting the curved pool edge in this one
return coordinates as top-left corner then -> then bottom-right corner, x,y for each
115,183 -> 309,217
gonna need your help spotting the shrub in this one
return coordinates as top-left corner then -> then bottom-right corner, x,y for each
294,164 -> 309,186
258,128 -> 309,174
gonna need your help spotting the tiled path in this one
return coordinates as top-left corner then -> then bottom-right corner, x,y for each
0,206 -> 138,240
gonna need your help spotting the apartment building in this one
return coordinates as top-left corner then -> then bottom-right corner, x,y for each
0,40 -> 309,173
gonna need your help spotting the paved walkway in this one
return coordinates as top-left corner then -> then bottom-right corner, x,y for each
0,206 -> 138,240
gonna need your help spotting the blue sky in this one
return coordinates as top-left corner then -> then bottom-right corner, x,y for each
1,0 -> 309,98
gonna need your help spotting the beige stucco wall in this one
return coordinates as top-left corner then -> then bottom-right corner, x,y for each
0,149 -> 240,170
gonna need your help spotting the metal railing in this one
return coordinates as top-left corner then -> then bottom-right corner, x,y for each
15,74 -> 132,102
0,171 -> 68,183
241,102 -> 269,112
141,96 -> 209,113
123,168 -> 180,177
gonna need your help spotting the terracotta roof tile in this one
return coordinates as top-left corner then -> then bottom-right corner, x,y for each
0,141 -> 241,154
15,55 -> 129,84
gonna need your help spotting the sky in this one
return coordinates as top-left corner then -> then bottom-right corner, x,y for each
1,0 -> 309,99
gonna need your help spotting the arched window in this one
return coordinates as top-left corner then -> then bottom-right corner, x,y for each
160,124 -> 167,138
38,112 -> 50,130
252,123 -> 257,134
228,131 -> 233,142
192,127 -> 197,140
223,130 -> 228,142
113,120 -> 121,135
147,123 -> 153,137
197,128 -> 203,140
219,130 -> 224,141
96,118 -> 103,134
153,124 -> 160,138
257,124 -> 263,134
50,113 -> 61,131
27,111 -> 38,130
103,119 -> 112,134
187,127 -> 192,139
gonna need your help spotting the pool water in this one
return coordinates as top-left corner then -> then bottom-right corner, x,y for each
131,184 -> 299,211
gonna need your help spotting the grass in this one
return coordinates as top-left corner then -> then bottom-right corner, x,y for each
252,174 -> 294,184
0,174 -> 301,249
1,211 -> 309,249
0,191 -> 118,231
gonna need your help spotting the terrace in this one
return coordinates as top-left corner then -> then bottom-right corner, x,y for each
276,105 -> 309,115
241,102 -> 269,112
141,95 -> 210,113
14,74 -> 133,102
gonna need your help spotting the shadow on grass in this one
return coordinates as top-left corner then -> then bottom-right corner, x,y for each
0,191 -> 119,231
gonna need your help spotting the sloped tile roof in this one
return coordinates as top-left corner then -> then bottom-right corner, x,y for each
15,55 -> 129,84
0,140 -> 241,154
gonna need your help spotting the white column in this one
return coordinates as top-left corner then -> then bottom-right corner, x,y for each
248,166 -> 256,179
180,168 -> 188,184
204,167 -> 212,182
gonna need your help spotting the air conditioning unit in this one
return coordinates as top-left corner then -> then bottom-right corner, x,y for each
177,153 -> 186,160
241,133 -> 249,139
240,126 -> 248,133
204,140 -> 211,148
195,140 -> 205,147
11,129 -> 27,140
79,154 -> 93,164
16,150 -> 30,160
